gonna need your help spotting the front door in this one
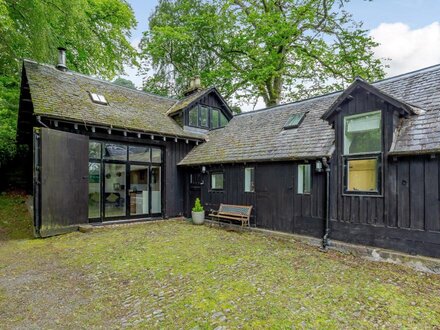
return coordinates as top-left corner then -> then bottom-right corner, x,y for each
33,128 -> 89,237
187,170 -> 202,216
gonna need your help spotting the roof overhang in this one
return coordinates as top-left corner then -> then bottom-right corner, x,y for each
321,78 -> 422,121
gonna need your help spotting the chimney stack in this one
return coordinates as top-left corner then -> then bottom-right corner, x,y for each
184,75 -> 202,96
56,47 -> 67,71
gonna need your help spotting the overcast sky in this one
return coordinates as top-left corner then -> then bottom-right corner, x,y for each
122,0 -> 440,109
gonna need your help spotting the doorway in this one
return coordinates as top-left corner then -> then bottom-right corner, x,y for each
88,140 -> 163,222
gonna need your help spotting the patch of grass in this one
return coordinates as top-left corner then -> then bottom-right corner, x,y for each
0,193 -> 440,329
0,192 -> 33,240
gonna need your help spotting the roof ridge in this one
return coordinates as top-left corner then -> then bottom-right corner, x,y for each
236,90 -> 341,117
23,59 -> 178,102
372,63 -> 440,85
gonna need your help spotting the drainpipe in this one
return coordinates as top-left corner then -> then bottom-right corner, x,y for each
322,157 -> 331,250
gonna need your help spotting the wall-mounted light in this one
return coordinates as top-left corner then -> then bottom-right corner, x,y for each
201,166 -> 206,174
315,160 -> 323,173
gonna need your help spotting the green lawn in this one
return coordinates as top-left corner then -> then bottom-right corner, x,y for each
1,194 -> 440,329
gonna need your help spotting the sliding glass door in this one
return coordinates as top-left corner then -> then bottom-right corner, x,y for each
88,140 -> 163,222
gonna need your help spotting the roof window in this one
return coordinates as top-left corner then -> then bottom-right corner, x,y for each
284,112 -> 306,129
89,92 -> 108,105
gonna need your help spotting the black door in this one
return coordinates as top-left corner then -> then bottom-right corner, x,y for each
255,163 -> 294,232
33,128 -> 89,237
187,170 -> 202,216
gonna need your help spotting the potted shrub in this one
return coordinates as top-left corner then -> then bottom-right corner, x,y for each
191,198 -> 205,225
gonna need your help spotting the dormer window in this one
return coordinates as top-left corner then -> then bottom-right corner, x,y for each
343,110 -> 382,195
188,104 -> 228,130
89,92 -> 108,105
284,112 -> 306,129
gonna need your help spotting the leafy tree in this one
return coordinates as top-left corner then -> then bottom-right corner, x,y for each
0,0 -> 138,165
113,77 -> 137,89
141,0 -> 385,107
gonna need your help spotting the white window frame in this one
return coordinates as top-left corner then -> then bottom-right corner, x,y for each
297,164 -> 311,194
244,167 -> 255,192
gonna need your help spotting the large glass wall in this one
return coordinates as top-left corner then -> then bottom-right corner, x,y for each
88,140 -> 163,221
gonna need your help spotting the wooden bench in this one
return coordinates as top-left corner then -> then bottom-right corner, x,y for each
208,204 -> 253,227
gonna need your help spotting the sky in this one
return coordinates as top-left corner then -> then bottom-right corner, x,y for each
122,0 -> 440,110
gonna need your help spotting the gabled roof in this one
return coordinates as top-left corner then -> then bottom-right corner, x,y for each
22,60 -> 203,140
321,78 -> 424,121
180,63 -> 440,165
166,87 -> 232,117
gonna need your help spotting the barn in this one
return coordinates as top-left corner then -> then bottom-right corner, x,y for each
16,50 -> 440,258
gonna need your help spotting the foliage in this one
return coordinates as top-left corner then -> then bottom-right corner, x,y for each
141,0 -> 385,107
0,76 -> 19,167
112,77 -> 137,89
192,197 -> 204,212
0,199 -> 439,328
0,0 -> 138,165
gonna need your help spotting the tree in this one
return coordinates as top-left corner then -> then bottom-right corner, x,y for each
0,0 -> 138,165
141,0 -> 385,107
113,77 -> 137,89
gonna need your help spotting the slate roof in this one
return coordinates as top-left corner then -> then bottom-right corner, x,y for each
166,88 -> 211,115
180,64 -> 440,165
24,60 -> 203,140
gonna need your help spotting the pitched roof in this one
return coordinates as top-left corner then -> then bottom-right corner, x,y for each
166,87 -> 233,117
321,78 -> 423,120
23,60 -> 203,140
180,64 -> 440,165
166,88 -> 212,115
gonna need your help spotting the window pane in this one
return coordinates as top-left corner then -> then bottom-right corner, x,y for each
129,146 -> 150,162
104,163 -> 126,217
347,158 -> 378,192
211,172 -> 224,190
211,109 -> 219,129
344,111 -> 381,154
151,166 -> 161,213
151,148 -> 162,163
244,167 -> 255,192
129,165 -> 149,215
88,162 -> 101,218
103,143 -> 127,161
189,107 -> 198,126
89,141 -> 101,159
298,164 -> 311,194
200,105 -> 209,127
284,113 -> 306,129
219,113 -> 228,127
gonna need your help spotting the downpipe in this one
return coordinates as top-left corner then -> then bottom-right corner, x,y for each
322,157 -> 331,250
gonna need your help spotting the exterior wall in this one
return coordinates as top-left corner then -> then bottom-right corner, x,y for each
32,122 -> 196,221
191,162 -> 326,238
328,87 -> 440,258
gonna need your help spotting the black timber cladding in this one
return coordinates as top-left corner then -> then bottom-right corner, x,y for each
328,87 -> 440,258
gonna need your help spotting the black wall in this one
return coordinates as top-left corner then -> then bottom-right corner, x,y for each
327,87 -> 440,257
190,162 -> 326,238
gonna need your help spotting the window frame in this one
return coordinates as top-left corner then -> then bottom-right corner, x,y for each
343,110 -> 382,156
187,104 -> 229,130
244,167 -> 255,193
297,164 -> 312,195
343,154 -> 383,196
342,110 -> 383,197
210,171 -> 224,191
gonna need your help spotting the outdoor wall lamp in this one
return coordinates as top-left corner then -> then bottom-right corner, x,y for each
201,166 -> 206,174
315,160 -> 323,173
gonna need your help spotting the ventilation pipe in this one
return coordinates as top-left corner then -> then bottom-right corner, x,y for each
56,47 -> 67,71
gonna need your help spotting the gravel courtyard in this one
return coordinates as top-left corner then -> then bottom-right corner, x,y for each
1,194 -> 439,329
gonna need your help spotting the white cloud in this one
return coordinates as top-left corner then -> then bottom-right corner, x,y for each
370,22 -> 440,77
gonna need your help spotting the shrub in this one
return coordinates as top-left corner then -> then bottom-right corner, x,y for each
192,198 -> 204,212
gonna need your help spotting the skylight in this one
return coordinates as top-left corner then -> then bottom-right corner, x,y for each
89,92 -> 108,105
284,112 -> 306,129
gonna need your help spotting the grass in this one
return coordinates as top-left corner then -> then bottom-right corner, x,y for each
0,193 -> 440,329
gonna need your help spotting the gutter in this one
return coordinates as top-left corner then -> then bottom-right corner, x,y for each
322,157 -> 331,250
